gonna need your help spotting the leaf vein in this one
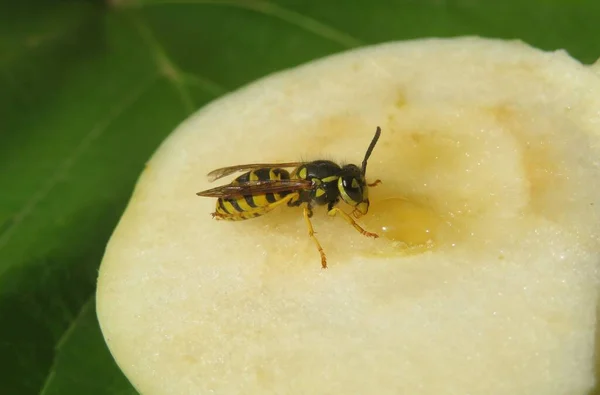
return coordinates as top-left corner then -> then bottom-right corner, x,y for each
38,296 -> 95,395
130,15 -> 218,113
0,74 -> 159,262
136,0 -> 364,48
180,72 -> 229,96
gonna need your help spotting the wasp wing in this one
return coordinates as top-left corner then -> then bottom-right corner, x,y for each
207,162 -> 304,182
196,179 -> 312,198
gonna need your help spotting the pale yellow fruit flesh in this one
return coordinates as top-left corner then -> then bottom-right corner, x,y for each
97,37 -> 600,395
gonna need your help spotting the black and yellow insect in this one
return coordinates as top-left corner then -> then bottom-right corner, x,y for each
196,127 -> 383,268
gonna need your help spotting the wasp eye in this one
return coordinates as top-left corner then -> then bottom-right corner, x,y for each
341,176 -> 363,204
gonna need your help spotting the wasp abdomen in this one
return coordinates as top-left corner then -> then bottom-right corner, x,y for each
215,168 -> 292,220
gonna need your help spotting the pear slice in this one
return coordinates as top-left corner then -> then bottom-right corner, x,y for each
97,37 -> 600,395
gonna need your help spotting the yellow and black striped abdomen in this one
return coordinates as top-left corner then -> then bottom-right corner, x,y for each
215,168 -> 292,221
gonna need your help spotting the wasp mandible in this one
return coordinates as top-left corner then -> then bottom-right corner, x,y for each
196,127 -> 383,268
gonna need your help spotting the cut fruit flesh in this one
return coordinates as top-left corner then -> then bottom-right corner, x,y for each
97,37 -> 600,395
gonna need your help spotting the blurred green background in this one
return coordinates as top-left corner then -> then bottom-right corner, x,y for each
1,0 -> 599,393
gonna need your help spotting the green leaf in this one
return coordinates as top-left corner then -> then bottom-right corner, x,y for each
39,298 -> 137,395
1,0 -> 598,394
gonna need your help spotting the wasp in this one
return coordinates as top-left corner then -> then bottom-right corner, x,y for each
196,127 -> 382,268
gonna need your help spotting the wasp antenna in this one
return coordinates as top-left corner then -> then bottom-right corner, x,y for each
361,126 -> 381,174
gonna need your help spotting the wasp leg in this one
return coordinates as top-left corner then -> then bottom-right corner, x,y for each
211,212 -> 227,219
212,193 -> 300,221
328,207 -> 379,238
368,179 -> 382,187
303,206 -> 327,269
327,198 -> 340,212
351,209 -> 363,219
306,202 -> 314,218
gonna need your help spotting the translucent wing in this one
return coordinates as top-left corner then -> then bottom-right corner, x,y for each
207,162 -> 304,182
196,179 -> 312,198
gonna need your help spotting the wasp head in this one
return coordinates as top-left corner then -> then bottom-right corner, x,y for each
336,126 -> 381,217
338,164 -> 370,216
